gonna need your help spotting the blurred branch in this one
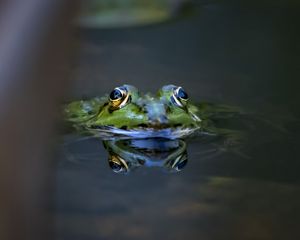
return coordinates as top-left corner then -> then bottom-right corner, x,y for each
0,1 -> 78,239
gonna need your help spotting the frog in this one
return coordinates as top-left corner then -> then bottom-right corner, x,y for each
103,138 -> 188,174
64,84 -> 243,142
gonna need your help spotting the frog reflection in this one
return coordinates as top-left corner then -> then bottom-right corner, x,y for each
103,138 -> 188,174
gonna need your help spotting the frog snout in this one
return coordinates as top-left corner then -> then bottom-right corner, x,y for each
146,102 -> 169,126
149,115 -> 168,126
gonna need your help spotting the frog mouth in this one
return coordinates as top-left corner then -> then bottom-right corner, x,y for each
87,125 -> 200,140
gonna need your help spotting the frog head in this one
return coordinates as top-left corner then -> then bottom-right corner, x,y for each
85,84 -> 201,137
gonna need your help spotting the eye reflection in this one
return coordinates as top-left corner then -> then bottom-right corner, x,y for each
103,138 -> 188,174
108,154 -> 129,173
164,151 -> 188,172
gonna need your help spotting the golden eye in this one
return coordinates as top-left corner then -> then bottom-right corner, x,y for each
109,87 -> 130,110
171,86 -> 189,107
108,154 -> 129,173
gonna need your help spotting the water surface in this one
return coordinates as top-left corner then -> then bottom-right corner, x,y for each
56,2 -> 300,239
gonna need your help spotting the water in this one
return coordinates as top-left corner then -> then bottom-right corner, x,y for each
55,2 -> 300,240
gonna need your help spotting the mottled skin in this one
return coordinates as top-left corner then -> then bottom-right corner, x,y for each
64,85 -> 201,134
64,84 -> 243,141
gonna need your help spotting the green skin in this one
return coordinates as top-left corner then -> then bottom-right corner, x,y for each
64,84 -> 243,143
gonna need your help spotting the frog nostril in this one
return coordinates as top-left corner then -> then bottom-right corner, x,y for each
159,115 -> 168,124
148,115 -> 168,126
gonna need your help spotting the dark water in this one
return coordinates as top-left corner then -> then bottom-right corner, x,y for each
55,2 -> 300,240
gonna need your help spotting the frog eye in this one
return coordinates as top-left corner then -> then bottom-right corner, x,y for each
108,154 -> 129,174
171,86 -> 189,108
165,152 -> 188,172
109,86 -> 130,110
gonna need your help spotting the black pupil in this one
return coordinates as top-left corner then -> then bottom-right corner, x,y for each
110,89 -> 123,100
109,161 -> 122,171
177,88 -> 188,100
176,159 -> 188,170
